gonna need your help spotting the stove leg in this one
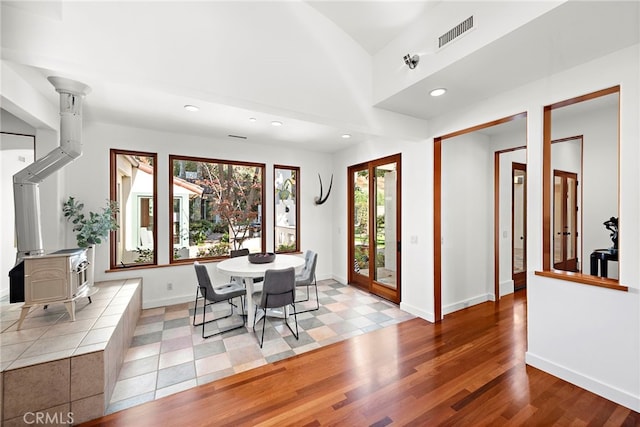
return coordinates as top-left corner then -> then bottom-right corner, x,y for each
64,300 -> 76,321
17,306 -> 32,330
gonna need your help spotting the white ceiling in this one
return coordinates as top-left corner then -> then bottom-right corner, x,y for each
375,1 -> 639,121
2,1 -> 638,151
306,1 -> 439,55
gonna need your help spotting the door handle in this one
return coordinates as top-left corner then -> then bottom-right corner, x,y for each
397,241 -> 401,252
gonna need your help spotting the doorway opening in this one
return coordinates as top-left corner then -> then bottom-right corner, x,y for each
434,113 -> 527,322
512,163 -> 527,289
553,169 -> 579,272
347,154 -> 401,303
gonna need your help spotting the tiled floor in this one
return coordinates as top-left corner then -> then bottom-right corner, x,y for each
106,279 -> 413,414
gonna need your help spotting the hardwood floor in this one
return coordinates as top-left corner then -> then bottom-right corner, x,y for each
81,290 -> 639,426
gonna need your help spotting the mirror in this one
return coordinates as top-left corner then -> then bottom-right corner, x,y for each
544,87 -> 619,280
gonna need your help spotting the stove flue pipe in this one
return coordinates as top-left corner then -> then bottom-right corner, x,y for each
13,76 -> 91,263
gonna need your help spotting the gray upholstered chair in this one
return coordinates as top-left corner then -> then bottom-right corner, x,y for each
230,248 -> 263,285
295,250 -> 319,313
230,248 -> 249,258
193,261 -> 246,339
252,267 -> 298,348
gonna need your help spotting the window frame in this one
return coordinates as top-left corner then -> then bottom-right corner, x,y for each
274,164 -> 300,253
536,85 -> 627,292
109,149 -> 158,269
169,154 -> 266,264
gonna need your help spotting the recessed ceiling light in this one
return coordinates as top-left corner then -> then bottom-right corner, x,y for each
341,134 -> 352,139
184,104 -> 199,112
429,88 -> 447,97
271,120 -> 283,127
249,117 -> 256,122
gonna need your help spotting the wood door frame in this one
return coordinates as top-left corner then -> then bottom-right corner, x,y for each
434,113 -> 527,322
347,153 -> 402,304
553,169 -> 579,272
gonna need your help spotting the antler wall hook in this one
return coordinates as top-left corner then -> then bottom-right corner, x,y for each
314,173 -> 333,205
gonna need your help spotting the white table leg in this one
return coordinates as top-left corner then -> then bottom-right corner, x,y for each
244,277 -> 255,328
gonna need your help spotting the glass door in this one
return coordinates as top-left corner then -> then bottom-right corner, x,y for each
350,166 -> 370,285
348,154 -> 401,303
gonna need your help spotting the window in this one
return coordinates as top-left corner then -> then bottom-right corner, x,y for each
536,86 -> 627,292
170,155 -> 265,262
274,165 -> 299,253
110,150 -> 157,268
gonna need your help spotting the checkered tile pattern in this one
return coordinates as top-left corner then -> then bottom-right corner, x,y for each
106,279 -> 413,414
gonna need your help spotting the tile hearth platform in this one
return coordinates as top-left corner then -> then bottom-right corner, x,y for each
0,278 -> 141,425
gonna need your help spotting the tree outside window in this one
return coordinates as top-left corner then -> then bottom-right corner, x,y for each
274,165 -> 299,253
170,155 -> 265,262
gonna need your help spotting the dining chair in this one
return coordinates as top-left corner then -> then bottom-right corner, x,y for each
230,248 -> 263,285
193,261 -> 246,339
252,267 -> 298,348
295,250 -> 319,313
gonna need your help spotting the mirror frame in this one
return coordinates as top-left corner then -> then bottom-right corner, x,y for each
537,85 -> 627,291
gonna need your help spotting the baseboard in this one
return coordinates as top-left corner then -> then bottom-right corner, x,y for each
443,293 -> 492,315
526,352 -> 640,412
331,274 -> 347,284
401,301 -> 434,322
500,279 -> 514,296
143,293 -> 193,309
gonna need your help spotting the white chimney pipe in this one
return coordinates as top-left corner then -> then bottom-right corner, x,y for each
13,76 -> 91,262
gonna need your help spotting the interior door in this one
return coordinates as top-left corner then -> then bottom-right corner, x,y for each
348,154 -> 401,303
553,170 -> 579,272
512,163 -> 527,289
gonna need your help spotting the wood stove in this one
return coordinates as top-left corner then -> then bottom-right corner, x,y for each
15,248 -> 96,330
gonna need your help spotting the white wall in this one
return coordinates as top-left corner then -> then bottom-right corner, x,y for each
58,121 -> 334,308
0,133 -> 34,298
425,45 -> 640,411
441,132 -> 493,312
331,136 -> 434,321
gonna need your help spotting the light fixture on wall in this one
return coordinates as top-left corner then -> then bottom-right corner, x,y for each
403,54 -> 420,69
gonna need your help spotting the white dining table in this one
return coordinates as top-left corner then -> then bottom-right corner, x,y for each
216,254 -> 305,327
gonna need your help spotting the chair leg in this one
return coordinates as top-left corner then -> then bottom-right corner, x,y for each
284,299 -> 299,340
296,276 -> 319,314
195,291 -> 247,339
192,288 -> 200,326
259,311 -> 267,348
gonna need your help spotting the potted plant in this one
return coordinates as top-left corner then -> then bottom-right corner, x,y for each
63,196 -> 119,285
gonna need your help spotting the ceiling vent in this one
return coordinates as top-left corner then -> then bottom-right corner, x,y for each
227,134 -> 247,140
438,16 -> 474,48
